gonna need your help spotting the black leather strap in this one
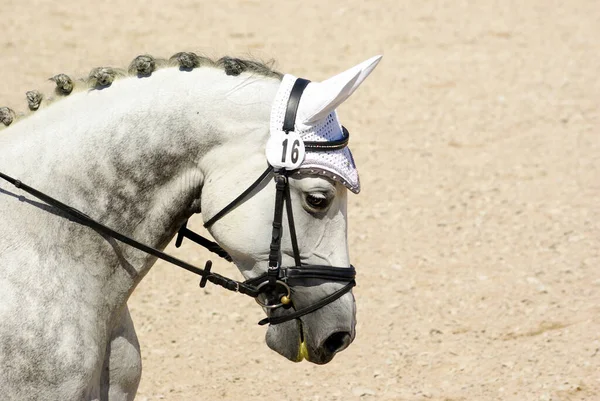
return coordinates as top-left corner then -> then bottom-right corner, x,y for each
284,182 -> 302,267
282,78 -> 310,133
204,165 -> 273,228
285,265 -> 356,284
243,265 -> 355,288
176,220 -> 232,261
267,174 -> 287,283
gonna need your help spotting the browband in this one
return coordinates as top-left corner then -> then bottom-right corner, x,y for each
304,126 -> 350,151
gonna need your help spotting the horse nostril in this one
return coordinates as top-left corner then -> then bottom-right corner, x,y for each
323,331 -> 352,354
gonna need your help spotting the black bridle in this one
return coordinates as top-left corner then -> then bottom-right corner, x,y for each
178,77 -> 356,325
0,77 -> 357,326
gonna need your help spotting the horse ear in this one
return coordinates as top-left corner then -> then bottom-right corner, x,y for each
298,55 -> 382,125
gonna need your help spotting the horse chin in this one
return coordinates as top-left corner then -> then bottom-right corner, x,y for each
265,320 -> 305,362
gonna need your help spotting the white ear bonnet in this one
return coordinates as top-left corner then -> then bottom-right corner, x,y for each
268,56 -> 382,194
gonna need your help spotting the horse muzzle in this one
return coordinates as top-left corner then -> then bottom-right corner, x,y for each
264,282 -> 356,364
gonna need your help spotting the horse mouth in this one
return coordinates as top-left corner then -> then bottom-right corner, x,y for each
264,294 -> 356,364
294,319 -> 352,363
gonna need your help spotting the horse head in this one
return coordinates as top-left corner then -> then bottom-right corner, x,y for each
200,56 -> 382,363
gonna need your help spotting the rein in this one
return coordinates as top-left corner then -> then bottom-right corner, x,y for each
0,171 -> 260,298
0,77 -> 357,326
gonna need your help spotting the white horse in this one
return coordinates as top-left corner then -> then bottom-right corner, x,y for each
0,53 -> 381,400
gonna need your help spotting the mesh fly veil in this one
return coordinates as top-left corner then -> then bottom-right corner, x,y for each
269,74 -> 361,194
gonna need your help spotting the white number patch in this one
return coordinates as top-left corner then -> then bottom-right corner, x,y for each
266,131 -> 306,170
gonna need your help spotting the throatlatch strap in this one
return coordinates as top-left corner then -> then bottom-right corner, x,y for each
204,165 -> 273,228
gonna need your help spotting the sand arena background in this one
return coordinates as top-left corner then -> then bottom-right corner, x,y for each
1,0 -> 599,399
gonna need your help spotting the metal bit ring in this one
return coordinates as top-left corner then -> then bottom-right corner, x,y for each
255,280 -> 292,309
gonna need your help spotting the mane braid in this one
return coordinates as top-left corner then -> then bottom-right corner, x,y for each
0,52 -> 283,129
128,55 -> 158,77
26,91 -> 43,111
87,67 -> 128,89
217,56 -> 283,79
0,107 -> 16,127
170,52 -> 205,70
50,74 -> 74,95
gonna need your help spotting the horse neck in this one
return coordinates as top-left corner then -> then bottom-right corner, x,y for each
0,67 -> 278,306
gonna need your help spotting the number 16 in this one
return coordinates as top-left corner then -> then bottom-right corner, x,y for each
281,138 -> 300,164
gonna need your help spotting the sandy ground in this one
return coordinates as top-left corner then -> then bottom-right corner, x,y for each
2,0 -> 599,400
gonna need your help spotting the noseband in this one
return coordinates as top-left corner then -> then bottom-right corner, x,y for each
0,78 -> 357,326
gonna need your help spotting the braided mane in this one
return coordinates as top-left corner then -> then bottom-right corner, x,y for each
0,53 -> 283,129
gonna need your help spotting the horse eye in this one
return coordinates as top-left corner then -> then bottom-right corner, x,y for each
305,193 -> 330,210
